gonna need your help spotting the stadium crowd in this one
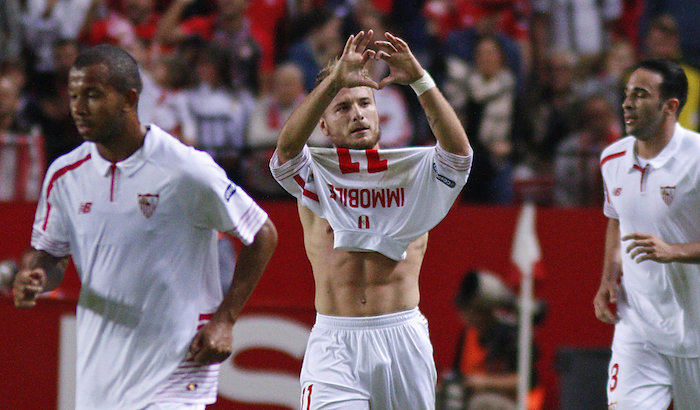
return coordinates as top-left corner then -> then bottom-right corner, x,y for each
1,0 -> 698,206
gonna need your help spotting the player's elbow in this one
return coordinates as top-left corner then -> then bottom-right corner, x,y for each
254,218 -> 278,257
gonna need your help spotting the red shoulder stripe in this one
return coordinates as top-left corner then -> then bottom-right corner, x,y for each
293,174 -> 319,202
600,151 -> 626,168
42,154 -> 92,230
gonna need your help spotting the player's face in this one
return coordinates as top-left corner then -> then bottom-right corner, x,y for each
320,86 -> 381,150
622,68 -> 667,141
69,64 -> 129,144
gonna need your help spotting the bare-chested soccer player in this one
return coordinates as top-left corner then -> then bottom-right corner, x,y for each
270,30 -> 472,409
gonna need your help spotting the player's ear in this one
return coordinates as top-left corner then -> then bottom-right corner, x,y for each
122,88 -> 139,113
319,117 -> 330,136
663,98 -> 680,117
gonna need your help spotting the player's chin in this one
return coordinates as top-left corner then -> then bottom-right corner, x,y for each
349,135 -> 379,150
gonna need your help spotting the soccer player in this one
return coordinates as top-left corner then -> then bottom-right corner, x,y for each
594,59 -> 700,409
270,30 -> 472,408
12,44 -> 278,409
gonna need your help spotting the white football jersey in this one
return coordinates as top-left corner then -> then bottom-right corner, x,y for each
31,125 -> 267,408
271,144 -> 472,260
601,123 -> 700,357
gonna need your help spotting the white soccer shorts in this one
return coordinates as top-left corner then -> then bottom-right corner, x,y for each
299,307 -> 437,409
607,340 -> 700,410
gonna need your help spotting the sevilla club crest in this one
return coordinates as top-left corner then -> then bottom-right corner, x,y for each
660,186 -> 675,206
138,193 -> 159,218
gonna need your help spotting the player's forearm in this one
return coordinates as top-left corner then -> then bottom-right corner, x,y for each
601,218 -> 622,282
417,87 -> 471,156
214,219 -> 278,324
672,242 -> 700,263
276,75 -> 341,163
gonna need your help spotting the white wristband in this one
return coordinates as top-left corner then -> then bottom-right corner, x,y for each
410,71 -> 436,96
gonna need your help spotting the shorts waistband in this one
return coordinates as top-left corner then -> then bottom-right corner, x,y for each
314,307 -> 422,330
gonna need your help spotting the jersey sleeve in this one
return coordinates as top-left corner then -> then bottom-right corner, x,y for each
187,154 -> 268,246
432,143 -> 473,186
269,145 -> 323,215
31,164 -> 71,257
600,157 -> 619,219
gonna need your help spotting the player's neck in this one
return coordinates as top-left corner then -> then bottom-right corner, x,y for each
636,119 -> 675,159
97,122 -> 147,163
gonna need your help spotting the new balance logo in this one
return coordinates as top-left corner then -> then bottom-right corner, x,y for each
78,202 -> 92,214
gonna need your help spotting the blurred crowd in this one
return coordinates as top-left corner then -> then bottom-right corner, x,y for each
1,0 -> 699,206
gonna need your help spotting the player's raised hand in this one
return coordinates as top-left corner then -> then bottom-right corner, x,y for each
374,32 -> 424,89
188,319 -> 234,365
623,233 -> 677,263
13,268 -> 47,308
333,30 -> 379,89
593,275 -> 619,324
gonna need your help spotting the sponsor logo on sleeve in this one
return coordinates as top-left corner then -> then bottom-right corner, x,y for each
225,184 -> 237,201
432,163 -> 456,188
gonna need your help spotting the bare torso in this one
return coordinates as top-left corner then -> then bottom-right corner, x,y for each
298,203 -> 427,317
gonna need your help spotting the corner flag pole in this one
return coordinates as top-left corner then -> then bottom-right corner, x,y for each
511,203 -> 541,410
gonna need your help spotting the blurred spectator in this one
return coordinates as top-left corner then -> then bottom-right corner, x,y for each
513,49 -> 582,205
526,49 -> 580,166
640,0 -> 700,68
436,269 -> 544,410
445,36 -> 516,203
140,53 -> 197,145
245,0 -> 287,92
614,0 -> 644,50
24,38 -> 82,165
553,93 -> 621,207
580,38 -> 638,110
186,45 -> 252,180
0,75 -> 45,202
1,59 -> 30,113
283,8 -> 343,92
80,0 -> 161,47
157,0 -> 261,93
642,14 -> 699,131
531,0 -> 621,59
247,62 -> 307,150
431,0 -> 528,88
22,0 -> 98,73
0,0 -> 23,62
243,62 -> 308,197
381,0 -> 431,69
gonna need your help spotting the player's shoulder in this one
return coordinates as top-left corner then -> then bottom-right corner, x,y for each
145,124 -> 219,174
45,142 -> 93,177
679,126 -> 700,150
600,136 -> 633,167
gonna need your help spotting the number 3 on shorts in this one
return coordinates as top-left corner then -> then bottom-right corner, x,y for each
609,363 -> 619,391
